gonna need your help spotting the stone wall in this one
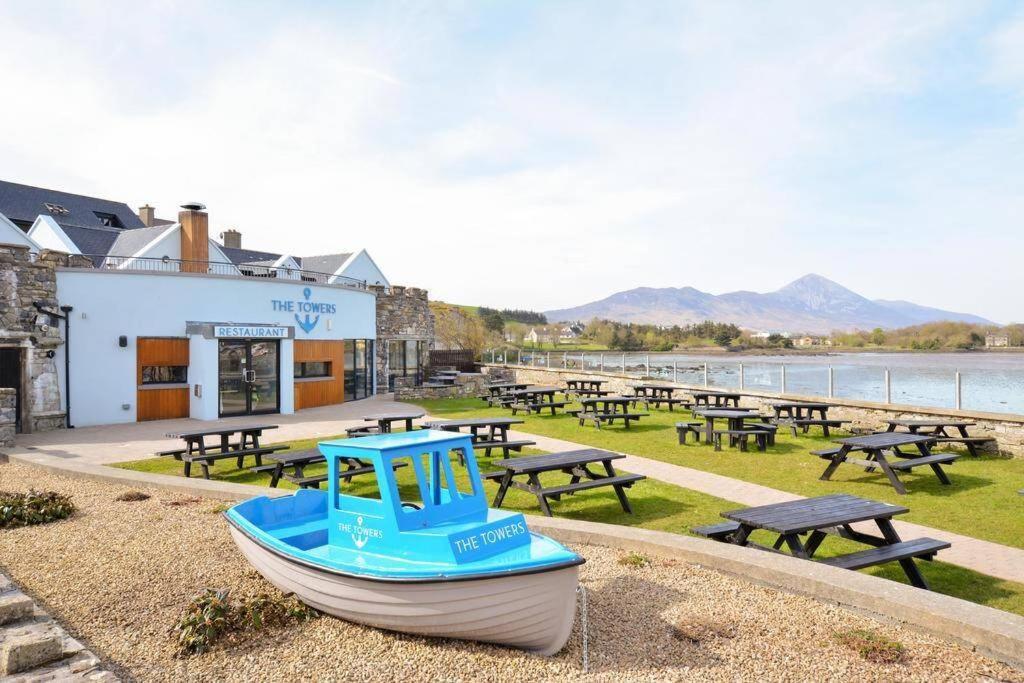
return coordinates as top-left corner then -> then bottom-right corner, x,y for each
482,364 -> 1024,458
0,246 -> 73,433
0,389 -> 14,447
372,285 -> 434,392
394,373 -> 487,401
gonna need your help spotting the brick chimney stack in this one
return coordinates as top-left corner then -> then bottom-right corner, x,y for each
138,204 -> 156,227
220,228 -> 241,249
178,203 -> 209,273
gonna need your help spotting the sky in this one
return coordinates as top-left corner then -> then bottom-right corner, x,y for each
1,1 -> 1022,323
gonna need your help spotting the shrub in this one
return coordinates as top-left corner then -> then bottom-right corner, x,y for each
618,551 -> 650,568
115,491 -> 151,502
0,490 -> 74,529
174,589 -> 233,656
834,629 -> 907,664
670,617 -> 736,643
173,589 -> 318,656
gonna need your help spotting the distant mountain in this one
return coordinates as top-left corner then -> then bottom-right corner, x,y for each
545,274 -> 993,333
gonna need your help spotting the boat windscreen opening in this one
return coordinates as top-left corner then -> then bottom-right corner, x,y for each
392,455 -> 427,511
447,448 -> 476,496
337,458 -> 381,500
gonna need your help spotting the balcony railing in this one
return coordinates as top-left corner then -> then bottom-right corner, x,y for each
68,254 -> 367,290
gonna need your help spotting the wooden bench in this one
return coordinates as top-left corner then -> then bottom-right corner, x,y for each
692,521 -> 741,540
712,429 -> 769,452
156,448 -> 186,459
472,439 -> 535,458
744,422 -> 779,446
183,445 -> 288,479
675,421 -> 703,444
788,419 -> 849,437
345,425 -> 380,438
539,473 -> 645,501
579,411 -> 648,429
287,460 -> 409,489
928,435 -> 996,457
820,537 -> 949,571
511,401 -> 570,416
636,397 -> 692,412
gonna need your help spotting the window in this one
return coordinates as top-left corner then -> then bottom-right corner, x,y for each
344,339 -> 374,400
295,361 -> 331,378
141,365 -> 187,384
336,458 -> 382,500
388,340 -> 424,390
44,202 -> 69,216
92,211 -> 124,228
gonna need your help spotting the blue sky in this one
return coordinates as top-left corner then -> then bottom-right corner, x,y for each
1,1 -> 1022,322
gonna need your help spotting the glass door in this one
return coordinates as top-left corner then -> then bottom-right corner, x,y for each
219,340 -> 280,416
248,341 -> 279,414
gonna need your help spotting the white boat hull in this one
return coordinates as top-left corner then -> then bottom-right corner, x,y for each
228,526 -> 580,655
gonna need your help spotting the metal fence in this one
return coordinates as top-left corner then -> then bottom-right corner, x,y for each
484,349 -> 974,411
72,254 -> 367,289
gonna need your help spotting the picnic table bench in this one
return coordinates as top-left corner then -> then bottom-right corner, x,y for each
691,390 -> 743,408
159,424 -> 283,479
508,387 -> 569,416
629,384 -> 692,411
813,432 -> 960,495
693,493 -> 949,589
422,418 -> 535,458
786,418 -> 849,437
884,419 -> 995,458
486,449 -> 645,516
479,383 -> 530,406
767,401 -> 832,420
565,379 -> 606,394
285,456 -> 409,489
250,448 -> 325,487
578,396 -> 648,429
363,410 -> 424,433
692,408 -> 766,446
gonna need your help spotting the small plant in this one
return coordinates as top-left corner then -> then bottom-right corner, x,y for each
115,490 -> 151,502
208,503 -> 231,514
174,589 -> 233,656
618,551 -> 651,568
163,496 -> 202,507
0,490 -> 74,529
834,629 -> 907,664
173,589 -> 318,656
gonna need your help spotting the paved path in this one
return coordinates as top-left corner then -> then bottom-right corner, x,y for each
8,395 -> 416,466
510,430 -> 1024,585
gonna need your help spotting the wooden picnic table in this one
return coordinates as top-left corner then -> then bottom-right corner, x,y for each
884,419 -> 994,458
697,494 -> 949,589
692,408 -> 763,445
816,432 -> 959,495
256,449 -> 407,489
363,410 -> 425,433
767,401 -> 832,420
630,384 -> 691,411
487,448 -> 645,516
168,424 -> 278,455
480,382 -> 531,406
422,417 -> 534,458
578,396 -> 648,429
508,386 -> 567,415
691,390 -> 743,408
565,379 -> 606,392
631,384 -> 676,398
159,424 -> 282,479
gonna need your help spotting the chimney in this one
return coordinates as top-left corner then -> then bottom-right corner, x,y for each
178,203 -> 209,273
138,204 -> 156,227
220,228 -> 241,249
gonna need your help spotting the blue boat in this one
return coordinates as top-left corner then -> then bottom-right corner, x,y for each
225,429 -> 584,655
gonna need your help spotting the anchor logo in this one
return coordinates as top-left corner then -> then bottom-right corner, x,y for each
294,287 -> 320,334
352,515 -> 369,549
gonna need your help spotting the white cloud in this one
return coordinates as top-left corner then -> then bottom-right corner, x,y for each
0,1 -> 1020,322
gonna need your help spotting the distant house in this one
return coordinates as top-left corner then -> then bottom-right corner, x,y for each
793,336 -> 831,347
558,326 -> 579,342
986,333 -> 1010,348
524,327 -> 553,345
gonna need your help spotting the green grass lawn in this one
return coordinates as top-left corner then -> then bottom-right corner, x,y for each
112,425 -> 1024,617
409,397 -> 1024,551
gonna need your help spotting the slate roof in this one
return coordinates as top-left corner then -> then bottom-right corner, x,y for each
106,225 -> 177,258
0,179 -> 145,230
220,245 -> 290,266
300,253 -> 352,275
59,226 -> 123,266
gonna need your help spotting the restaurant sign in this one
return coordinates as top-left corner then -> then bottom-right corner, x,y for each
214,325 -> 289,339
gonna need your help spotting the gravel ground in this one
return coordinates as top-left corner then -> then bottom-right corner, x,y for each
0,461 -> 1021,683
